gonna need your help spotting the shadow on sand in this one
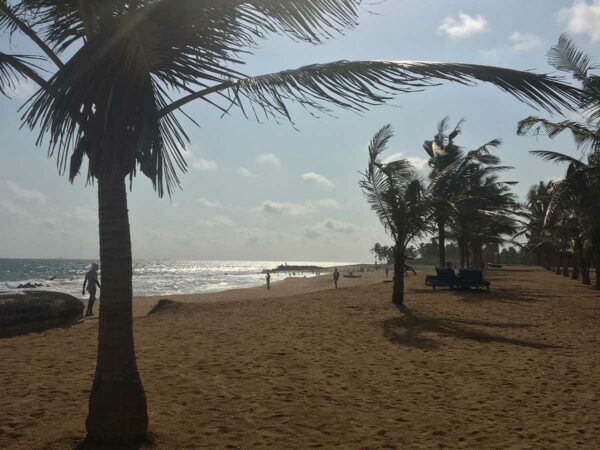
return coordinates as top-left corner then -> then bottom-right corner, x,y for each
382,304 -> 559,351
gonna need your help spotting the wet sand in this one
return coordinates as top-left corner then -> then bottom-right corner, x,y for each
1,266 -> 599,449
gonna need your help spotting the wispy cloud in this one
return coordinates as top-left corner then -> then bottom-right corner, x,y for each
381,153 -> 429,173
192,158 -> 218,171
197,198 -> 226,208
480,31 -> 543,62
180,146 -> 218,171
437,12 -> 487,40
257,153 -> 280,166
6,181 -> 46,204
260,198 -> 341,216
199,215 -> 235,227
558,0 -> 600,42
301,172 -> 335,189
509,32 -> 543,52
238,167 -> 256,177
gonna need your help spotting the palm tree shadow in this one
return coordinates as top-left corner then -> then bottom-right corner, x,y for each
71,435 -> 156,450
385,303 -> 559,351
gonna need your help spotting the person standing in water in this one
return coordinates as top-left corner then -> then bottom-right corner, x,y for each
82,263 -> 101,317
266,272 -> 271,290
333,268 -> 340,289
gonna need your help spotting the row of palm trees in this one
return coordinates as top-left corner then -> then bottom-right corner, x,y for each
0,1 -> 585,444
519,36 -> 600,290
360,119 -> 521,304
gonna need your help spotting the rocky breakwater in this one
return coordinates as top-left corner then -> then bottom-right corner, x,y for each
0,291 -> 84,338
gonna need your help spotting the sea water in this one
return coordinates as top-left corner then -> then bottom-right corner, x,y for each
0,258 -> 355,298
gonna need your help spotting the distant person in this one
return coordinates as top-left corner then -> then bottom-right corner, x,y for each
333,268 -> 340,289
82,263 -> 101,317
266,272 -> 271,290
385,267 -> 389,278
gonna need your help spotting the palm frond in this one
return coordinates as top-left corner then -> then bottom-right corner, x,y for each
0,51 -> 44,97
517,115 -> 600,152
529,150 -> 585,167
547,34 -> 596,82
161,60 -> 581,119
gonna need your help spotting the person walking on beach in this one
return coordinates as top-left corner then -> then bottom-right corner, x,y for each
82,263 -> 101,317
333,268 -> 340,289
266,272 -> 271,290
385,266 -> 389,278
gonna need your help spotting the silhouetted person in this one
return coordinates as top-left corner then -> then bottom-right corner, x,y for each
82,263 -> 101,317
266,272 -> 271,290
385,266 -> 389,278
333,268 -> 340,288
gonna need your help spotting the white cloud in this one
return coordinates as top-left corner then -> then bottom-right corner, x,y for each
6,181 -> 46,204
381,153 -> 429,173
197,198 -> 225,208
257,153 -> 280,166
199,215 -> 235,227
261,201 -> 308,216
558,0 -> 600,42
437,12 -> 487,40
192,158 -> 218,171
179,146 -> 218,171
509,32 -> 543,52
260,198 -> 341,216
301,172 -> 335,188
0,200 -> 32,219
238,167 -> 256,177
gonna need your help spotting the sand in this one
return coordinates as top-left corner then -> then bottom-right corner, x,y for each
1,266 -> 599,449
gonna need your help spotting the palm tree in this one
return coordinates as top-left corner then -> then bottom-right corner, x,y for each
370,242 -> 382,264
521,181 -> 554,268
0,2 -> 582,442
360,125 -> 429,305
517,34 -> 600,289
430,136 -> 520,268
423,117 -> 464,266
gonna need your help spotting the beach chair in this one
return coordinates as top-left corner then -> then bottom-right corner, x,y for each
453,269 -> 490,292
425,267 -> 457,289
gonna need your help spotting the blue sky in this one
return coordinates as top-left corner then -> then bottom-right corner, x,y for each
1,0 -> 599,261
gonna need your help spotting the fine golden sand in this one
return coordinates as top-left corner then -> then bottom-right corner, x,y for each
1,266 -> 599,449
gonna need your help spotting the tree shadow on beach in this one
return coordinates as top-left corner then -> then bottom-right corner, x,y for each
37,434 -> 156,450
382,303 -> 559,351
410,287 -> 553,304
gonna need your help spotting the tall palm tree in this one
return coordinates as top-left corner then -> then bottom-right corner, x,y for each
521,181 -> 554,268
360,125 -> 429,305
0,1 -> 582,442
423,117 -> 464,266
517,34 -> 600,289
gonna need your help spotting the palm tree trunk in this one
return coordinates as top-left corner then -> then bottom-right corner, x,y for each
438,220 -> 446,267
86,176 -> 148,442
572,240 -> 581,280
594,244 -> 600,290
582,246 -> 592,285
392,250 -> 405,305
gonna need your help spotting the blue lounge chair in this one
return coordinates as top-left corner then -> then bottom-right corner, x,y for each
425,267 -> 457,289
453,269 -> 490,291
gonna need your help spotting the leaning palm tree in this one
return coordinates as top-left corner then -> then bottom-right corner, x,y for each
0,1 -> 582,443
360,125 -> 429,305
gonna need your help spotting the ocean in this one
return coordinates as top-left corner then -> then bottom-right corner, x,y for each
0,258 -> 355,298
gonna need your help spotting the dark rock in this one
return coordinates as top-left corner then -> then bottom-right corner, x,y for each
0,291 -> 84,338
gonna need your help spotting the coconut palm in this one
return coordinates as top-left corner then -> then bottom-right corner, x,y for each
517,34 -> 600,289
360,125 -> 429,305
0,1 -> 582,442
430,135 -> 520,268
423,117 -> 465,266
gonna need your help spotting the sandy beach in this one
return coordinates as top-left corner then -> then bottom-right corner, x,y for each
1,265 -> 599,449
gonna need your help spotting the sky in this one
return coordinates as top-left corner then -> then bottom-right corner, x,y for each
1,0 -> 599,262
